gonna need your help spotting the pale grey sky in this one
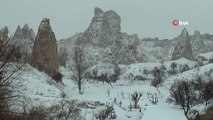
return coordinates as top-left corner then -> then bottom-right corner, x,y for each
0,0 -> 212,40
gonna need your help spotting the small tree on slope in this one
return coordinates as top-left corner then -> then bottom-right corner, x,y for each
70,46 -> 88,94
170,80 -> 196,120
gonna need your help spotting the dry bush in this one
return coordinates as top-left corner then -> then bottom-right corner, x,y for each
170,80 -> 197,120
147,93 -> 159,105
52,71 -> 63,83
48,99 -> 82,120
93,104 -> 116,120
4,99 -> 82,120
201,80 -> 213,106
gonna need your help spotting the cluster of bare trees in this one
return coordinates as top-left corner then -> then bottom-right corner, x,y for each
170,75 -> 213,120
70,43 -> 121,94
93,104 -> 116,120
170,80 -> 196,120
0,28 -> 26,119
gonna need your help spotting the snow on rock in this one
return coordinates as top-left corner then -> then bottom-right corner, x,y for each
172,28 -> 194,60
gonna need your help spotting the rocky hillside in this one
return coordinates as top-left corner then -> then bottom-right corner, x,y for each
58,7 -> 142,66
3,8 -> 213,66
58,8 -> 213,66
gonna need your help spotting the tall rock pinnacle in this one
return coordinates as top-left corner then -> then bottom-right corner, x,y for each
172,28 -> 194,60
31,18 -> 60,75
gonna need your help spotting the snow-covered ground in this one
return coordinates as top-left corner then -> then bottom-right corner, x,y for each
11,54 -> 213,120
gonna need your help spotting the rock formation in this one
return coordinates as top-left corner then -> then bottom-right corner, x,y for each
73,7 -> 140,64
81,7 -> 121,47
12,24 -> 35,41
172,28 -> 194,60
31,18 -> 59,75
11,24 -> 35,63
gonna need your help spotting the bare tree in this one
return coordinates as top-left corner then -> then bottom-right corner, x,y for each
170,80 -> 196,120
0,27 -> 25,118
70,46 -> 88,94
151,67 -> 164,92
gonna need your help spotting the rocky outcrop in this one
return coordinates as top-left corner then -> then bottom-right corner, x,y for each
31,18 -> 59,75
11,24 -> 35,63
81,7 -> 121,47
68,7 -> 140,64
172,28 -> 194,60
191,30 -> 205,56
12,24 -> 35,41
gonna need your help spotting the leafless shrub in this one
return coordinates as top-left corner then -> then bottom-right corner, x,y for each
52,71 -> 63,83
93,104 -> 116,120
49,99 -> 81,120
143,69 -> 149,77
151,67 -> 164,88
12,99 -> 81,120
170,62 -> 178,75
131,91 -> 143,108
180,64 -> 190,73
147,93 -> 159,104
170,80 -> 197,120
201,80 -> 213,106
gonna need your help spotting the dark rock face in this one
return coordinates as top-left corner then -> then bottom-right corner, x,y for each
172,28 -> 194,60
31,18 -> 59,75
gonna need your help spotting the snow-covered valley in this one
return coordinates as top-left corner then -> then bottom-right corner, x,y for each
11,55 -> 213,120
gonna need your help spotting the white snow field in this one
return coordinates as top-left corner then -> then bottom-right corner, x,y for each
11,56 -> 213,120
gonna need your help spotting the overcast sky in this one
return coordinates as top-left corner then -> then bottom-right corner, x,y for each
0,0 -> 212,40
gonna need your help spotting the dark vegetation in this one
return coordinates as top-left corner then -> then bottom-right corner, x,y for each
170,73 -> 213,120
